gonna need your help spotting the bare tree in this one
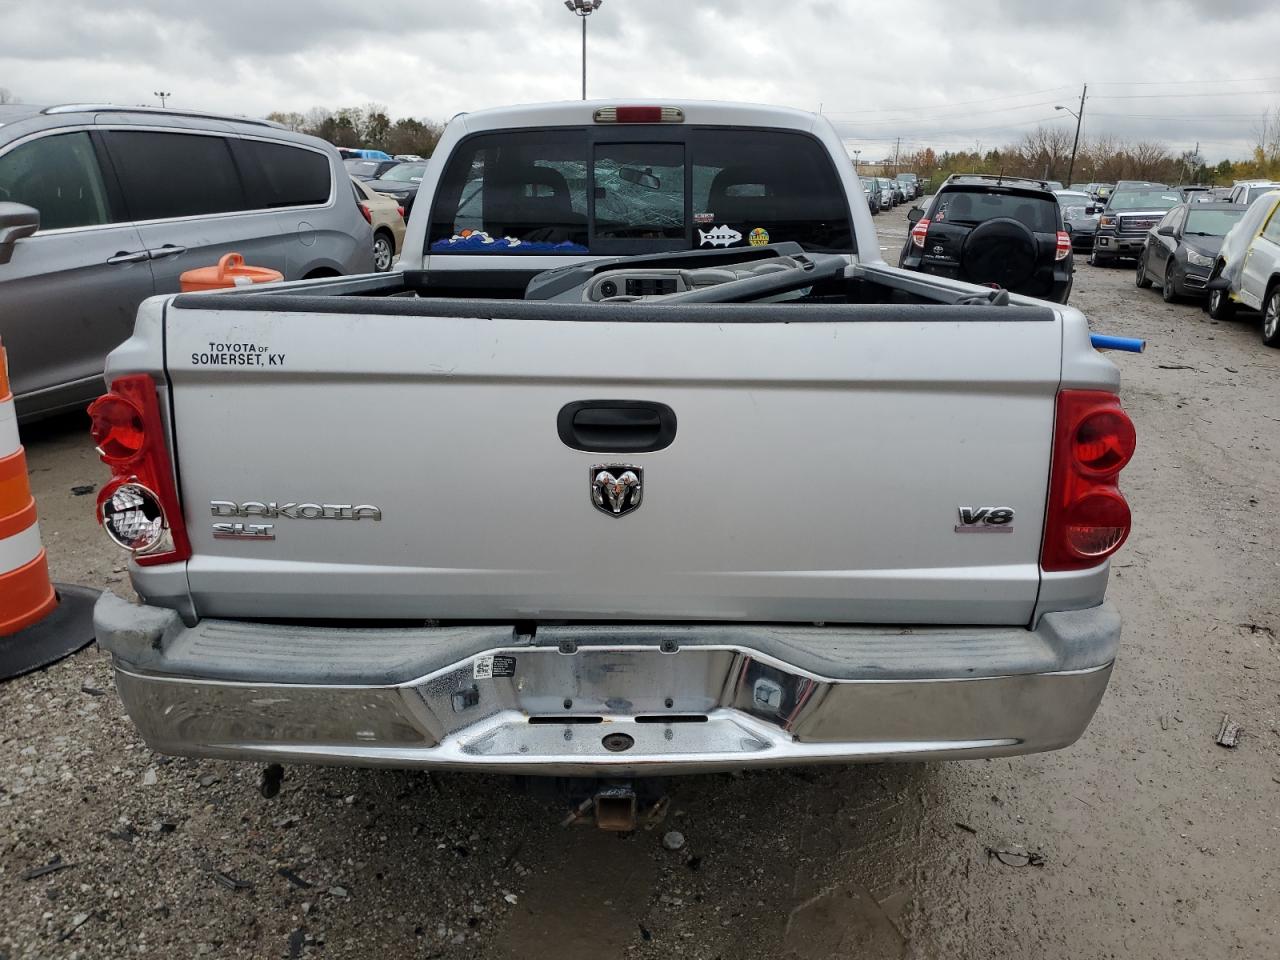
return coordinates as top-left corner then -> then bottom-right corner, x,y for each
1249,105 -> 1280,173
1130,141 -> 1173,180
1015,125 -> 1074,181
265,111 -> 305,131
0,87 -> 16,105
303,107 -> 333,131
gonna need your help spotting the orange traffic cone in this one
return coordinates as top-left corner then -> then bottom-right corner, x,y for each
0,339 -> 97,680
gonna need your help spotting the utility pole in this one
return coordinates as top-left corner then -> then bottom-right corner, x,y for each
893,136 -> 901,175
1060,83 -> 1087,185
564,0 -> 603,101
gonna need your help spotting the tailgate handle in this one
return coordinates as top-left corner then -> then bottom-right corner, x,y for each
558,400 -> 677,453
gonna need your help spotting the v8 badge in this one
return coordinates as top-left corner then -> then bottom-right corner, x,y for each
955,506 -> 1014,533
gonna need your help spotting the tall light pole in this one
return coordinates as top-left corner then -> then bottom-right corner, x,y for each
852,149 -> 862,173
564,0 -> 603,101
154,91 -> 171,109
1055,84 -> 1087,184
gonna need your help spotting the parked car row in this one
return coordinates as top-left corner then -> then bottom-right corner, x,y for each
1119,184 -> 1280,348
858,172 -> 922,216
1069,182 -> 1113,203
359,161 -> 428,215
1060,178 -> 1280,266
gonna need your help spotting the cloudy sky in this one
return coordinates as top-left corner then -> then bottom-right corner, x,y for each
1,0 -> 1278,162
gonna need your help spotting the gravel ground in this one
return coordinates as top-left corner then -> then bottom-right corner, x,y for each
2,208 -> 1278,959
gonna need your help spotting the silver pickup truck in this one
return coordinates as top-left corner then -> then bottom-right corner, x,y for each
90,101 -> 1134,800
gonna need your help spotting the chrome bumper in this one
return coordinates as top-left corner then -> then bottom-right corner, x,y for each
1096,234 -> 1145,253
96,593 -> 1119,776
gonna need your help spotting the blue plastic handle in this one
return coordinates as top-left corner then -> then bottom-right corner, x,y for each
1090,334 -> 1145,353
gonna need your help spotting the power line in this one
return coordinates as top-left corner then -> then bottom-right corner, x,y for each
840,114 -> 1070,142
1092,89 -> 1280,100
821,76 -> 1280,116
830,100 -> 1062,126
820,85 -> 1074,115
1090,75 -> 1280,87
1090,111 -> 1275,122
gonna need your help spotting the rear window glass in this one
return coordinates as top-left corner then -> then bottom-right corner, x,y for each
379,163 -> 427,183
106,131 -> 245,221
428,128 -> 853,256
933,189 -> 1060,233
1056,192 -> 1093,214
234,139 -> 331,208
595,141 -> 685,246
345,159 -> 385,178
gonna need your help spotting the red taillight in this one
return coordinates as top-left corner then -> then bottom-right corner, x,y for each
1055,230 -> 1071,261
87,375 -> 191,566
89,394 -> 145,461
1073,409 -> 1136,475
1063,492 -> 1131,558
1041,390 -> 1136,572
396,205 -> 405,219
358,202 -> 372,224
910,217 -> 931,249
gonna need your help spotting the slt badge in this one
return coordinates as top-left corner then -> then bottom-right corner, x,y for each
591,465 -> 643,518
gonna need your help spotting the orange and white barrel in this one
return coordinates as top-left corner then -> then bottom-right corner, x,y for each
0,340 -> 57,636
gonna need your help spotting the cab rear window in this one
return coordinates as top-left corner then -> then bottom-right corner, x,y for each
428,128 -> 853,256
933,189 -> 1060,233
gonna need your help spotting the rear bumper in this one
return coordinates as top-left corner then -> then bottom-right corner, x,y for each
899,256 -> 1072,303
95,592 -> 1120,776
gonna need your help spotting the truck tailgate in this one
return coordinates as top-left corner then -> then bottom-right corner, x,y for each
164,303 -> 1059,625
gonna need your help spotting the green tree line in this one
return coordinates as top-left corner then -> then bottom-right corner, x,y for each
893,110 -> 1280,187
266,103 -> 445,158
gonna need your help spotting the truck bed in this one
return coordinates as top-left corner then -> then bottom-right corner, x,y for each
107,261 -> 1111,629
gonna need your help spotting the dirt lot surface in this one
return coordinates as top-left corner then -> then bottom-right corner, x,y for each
3,208 -> 1278,959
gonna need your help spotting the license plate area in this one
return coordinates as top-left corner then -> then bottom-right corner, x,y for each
462,713 -> 773,759
405,645 -> 819,755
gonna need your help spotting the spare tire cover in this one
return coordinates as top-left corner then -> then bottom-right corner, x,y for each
960,217 -> 1038,290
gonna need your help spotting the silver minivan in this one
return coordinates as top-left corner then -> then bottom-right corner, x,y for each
0,104 -> 373,419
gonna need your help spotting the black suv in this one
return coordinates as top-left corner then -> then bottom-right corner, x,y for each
899,174 -> 1072,303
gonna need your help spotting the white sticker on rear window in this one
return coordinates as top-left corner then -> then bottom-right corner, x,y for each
698,225 -> 742,247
